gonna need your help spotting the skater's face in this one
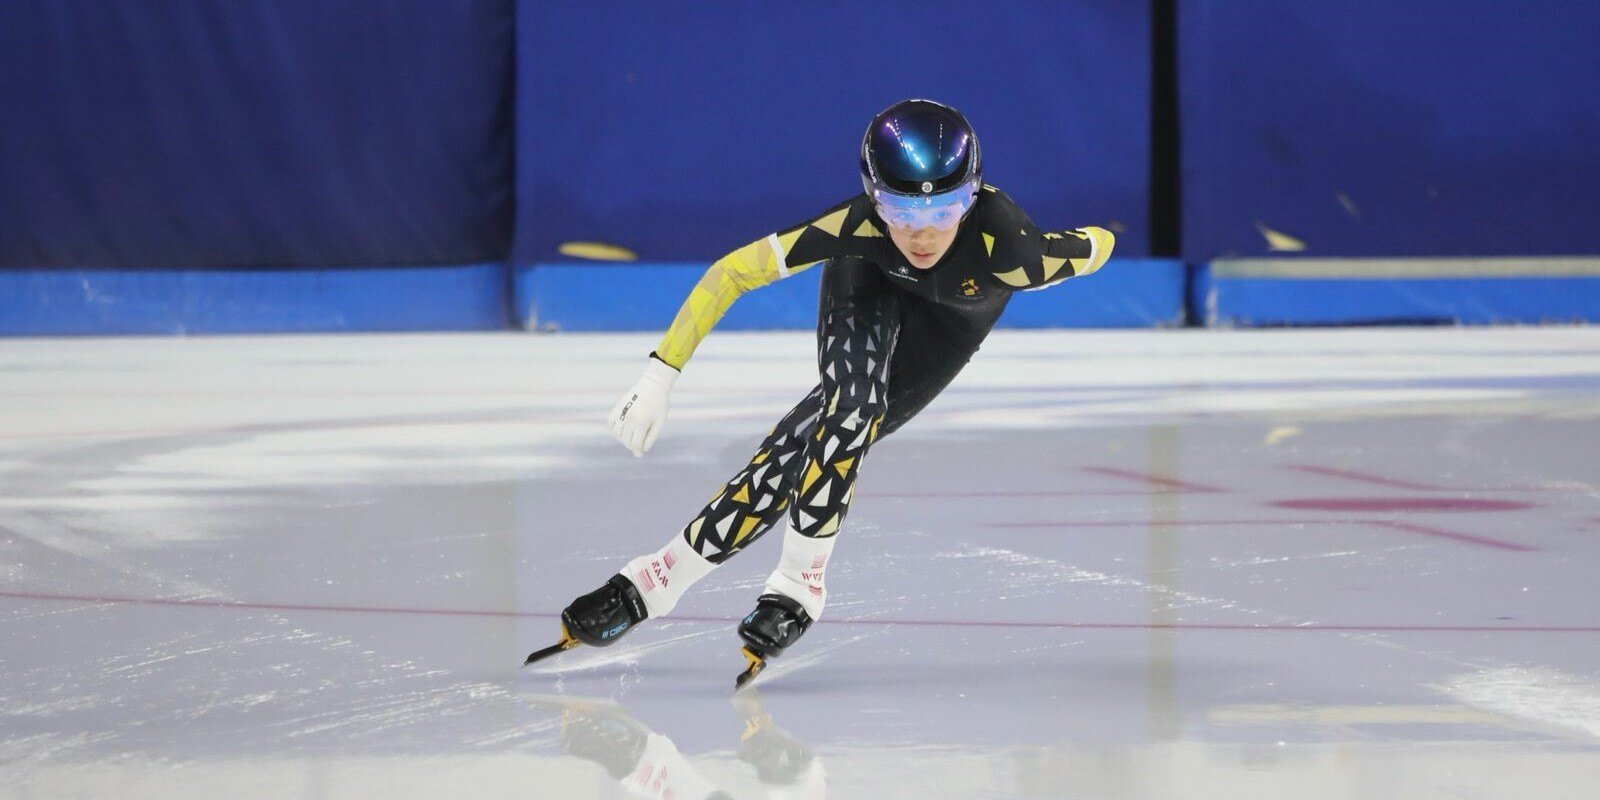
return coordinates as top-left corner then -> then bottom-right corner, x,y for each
887,223 -> 959,270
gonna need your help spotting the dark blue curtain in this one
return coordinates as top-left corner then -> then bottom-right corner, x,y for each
514,1 -> 1152,263
0,0 -> 514,269
1181,1 -> 1600,259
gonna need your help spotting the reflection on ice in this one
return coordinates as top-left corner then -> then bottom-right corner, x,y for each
522,691 -> 823,799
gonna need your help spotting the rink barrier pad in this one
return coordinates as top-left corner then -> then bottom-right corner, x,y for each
0,263 -> 506,335
1198,258 -> 1600,326
13,258 -> 1592,334
514,259 -> 1187,332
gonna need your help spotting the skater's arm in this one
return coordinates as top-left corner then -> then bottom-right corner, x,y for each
988,225 -> 1116,292
653,196 -> 875,369
652,237 -> 805,370
971,187 -> 1115,292
613,197 -> 874,456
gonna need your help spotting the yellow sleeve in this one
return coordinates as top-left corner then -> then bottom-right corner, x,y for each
652,233 -> 822,370
652,196 -> 873,370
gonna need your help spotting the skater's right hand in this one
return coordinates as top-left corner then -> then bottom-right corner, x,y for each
608,356 -> 679,457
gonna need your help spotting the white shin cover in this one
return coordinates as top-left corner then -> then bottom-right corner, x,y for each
762,521 -> 836,620
622,535 -> 717,619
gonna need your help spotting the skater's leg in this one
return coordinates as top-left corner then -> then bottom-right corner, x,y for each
617,383 -> 823,620
875,300 -> 995,439
789,257 -> 902,539
676,385 -> 825,565
749,294 -> 985,653
761,258 -> 901,620
531,381 -> 824,661
623,257 -> 903,622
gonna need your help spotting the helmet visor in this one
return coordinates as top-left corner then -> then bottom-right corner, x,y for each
872,179 -> 978,232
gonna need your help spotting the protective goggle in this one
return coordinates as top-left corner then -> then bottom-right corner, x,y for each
872,180 -> 978,232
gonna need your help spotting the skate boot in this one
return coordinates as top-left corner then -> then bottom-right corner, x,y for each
734,593 -> 813,690
523,574 -> 649,666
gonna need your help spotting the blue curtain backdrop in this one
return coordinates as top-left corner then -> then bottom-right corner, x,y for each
513,1 -> 1152,264
0,0 -> 514,270
1180,1 -> 1600,259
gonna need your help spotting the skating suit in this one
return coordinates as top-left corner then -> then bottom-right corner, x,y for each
652,186 -> 1115,562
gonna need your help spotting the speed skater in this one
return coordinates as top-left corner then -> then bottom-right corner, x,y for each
524,99 -> 1115,689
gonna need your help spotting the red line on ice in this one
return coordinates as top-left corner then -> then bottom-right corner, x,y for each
862,490 -> 1189,499
992,518 -> 1535,551
1289,463 -> 1559,493
1271,497 -> 1533,513
813,619 -> 1600,633
0,590 -> 519,618
0,417 -> 586,442
1289,463 -> 1447,491
993,519 -> 1342,528
0,410 -> 774,441
1081,467 -> 1227,494
5,589 -> 1590,632
1373,520 -> 1538,552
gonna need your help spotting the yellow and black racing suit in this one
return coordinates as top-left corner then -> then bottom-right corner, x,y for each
654,186 -> 1115,562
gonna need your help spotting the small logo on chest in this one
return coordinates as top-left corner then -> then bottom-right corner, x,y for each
960,278 -> 980,297
890,264 -> 919,281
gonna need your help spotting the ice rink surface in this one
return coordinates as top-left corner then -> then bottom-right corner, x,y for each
2,327 -> 1599,799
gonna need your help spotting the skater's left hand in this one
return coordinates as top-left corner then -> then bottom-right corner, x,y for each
608,356 -> 679,457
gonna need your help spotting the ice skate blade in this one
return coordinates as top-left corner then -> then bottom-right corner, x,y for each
522,625 -> 580,666
734,646 -> 767,692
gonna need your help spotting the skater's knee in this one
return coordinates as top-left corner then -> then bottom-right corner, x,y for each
824,373 -> 886,423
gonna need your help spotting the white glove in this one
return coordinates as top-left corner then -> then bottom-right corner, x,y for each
608,357 -> 679,457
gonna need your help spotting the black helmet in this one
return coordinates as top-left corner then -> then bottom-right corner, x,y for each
860,99 -> 982,230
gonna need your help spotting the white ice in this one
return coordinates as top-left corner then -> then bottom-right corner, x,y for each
2,328 -> 1598,799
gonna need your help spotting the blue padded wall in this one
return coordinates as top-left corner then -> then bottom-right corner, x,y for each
513,1 -> 1152,266
514,259 -> 1184,333
517,265 -> 824,334
0,265 -> 507,336
1180,1 -> 1600,260
1001,260 -> 1186,328
1197,259 -> 1600,327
